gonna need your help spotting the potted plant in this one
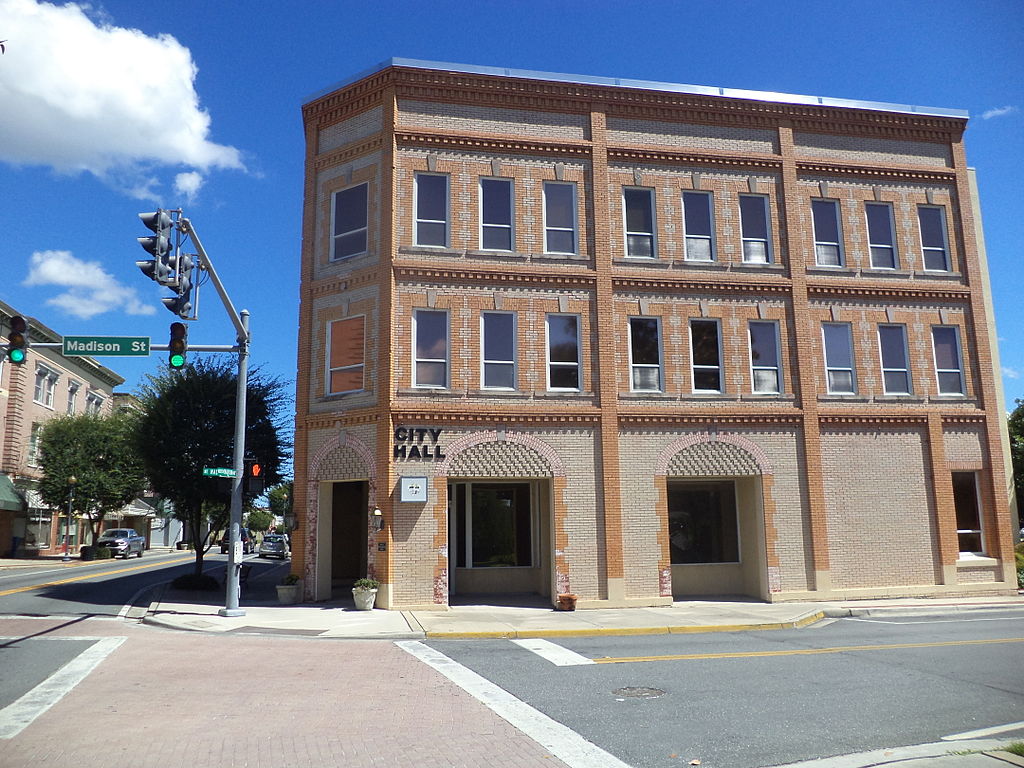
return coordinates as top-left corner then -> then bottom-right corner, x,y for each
351,577 -> 379,610
555,593 -> 578,611
276,573 -> 302,605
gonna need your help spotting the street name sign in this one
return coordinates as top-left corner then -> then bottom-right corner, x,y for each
203,467 -> 235,477
63,336 -> 150,357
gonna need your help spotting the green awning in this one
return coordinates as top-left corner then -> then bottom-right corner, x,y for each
0,473 -> 25,512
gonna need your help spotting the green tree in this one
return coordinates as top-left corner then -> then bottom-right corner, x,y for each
36,412 -> 147,542
267,481 -> 293,523
245,508 -> 274,534
1009,399 -> 1024,519
135,358 -> 290,575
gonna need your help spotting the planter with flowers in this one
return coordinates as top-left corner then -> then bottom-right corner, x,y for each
352,577 -> 379,610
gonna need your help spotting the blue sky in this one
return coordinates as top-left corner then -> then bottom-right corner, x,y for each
2,0 -> 1022,415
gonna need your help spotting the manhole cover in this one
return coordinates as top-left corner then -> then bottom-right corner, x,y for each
612,687 -> 665,699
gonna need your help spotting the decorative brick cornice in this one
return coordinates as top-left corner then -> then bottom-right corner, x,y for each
608,147 -> 782,171
796,161 -> 956,183
620,414 -> 802,426
303,71 -> 394,127
394,265 -> 597,289
396,130 -> 590,158
314,136 -> 384,170
307,270 -> 381,299
302,413 -> 380,430
819,414 -> 930,425
613,275 -> 790,295
807,284 -> 970,302
393,409 -> 601,426
941,414 -> 987,425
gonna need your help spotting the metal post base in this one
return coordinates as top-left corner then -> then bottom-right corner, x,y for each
218,608 -> 246,617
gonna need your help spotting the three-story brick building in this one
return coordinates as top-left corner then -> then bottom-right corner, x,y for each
294,60 -> 1016,609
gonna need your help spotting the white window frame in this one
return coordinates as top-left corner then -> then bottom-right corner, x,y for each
413,309 -> 449,389
812,199 -> 844,266
414,173 -> 449,247
931,325 -> 965,396
543,182 -> 578,255
739,194 -> 772,264
878,324 -> 912,395
545,313 -> 581,391
822,323 -> 856,394
85,392 -> 104,415
479,177 -> 514,251
748,320 -> 781,394
34,366 -> 58,408
689,319 -> 723,394
866,202 -> 898,269
628,316 -> 662,392
66,380 -> 81,414
623,187 -> 657,258
27,422 -> 41,466
952,471 -> 985,557
918,205 -> 951,272
330,182 -> 368,261
481,311 -> 516,390
682,190 -> 715,261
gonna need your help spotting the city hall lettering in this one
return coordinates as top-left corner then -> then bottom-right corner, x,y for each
393,427 -> 446,460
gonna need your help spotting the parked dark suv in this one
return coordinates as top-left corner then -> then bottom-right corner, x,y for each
219,527 -> 254,554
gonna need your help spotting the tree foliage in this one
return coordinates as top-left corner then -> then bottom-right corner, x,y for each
135,358 -> 290,574
246,508 -> 274,534
1009,399 -> 1024,518
267,481 -> 293,519
37,412 -> 147,542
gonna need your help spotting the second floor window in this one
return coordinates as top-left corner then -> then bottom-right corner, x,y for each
85,393 -> 104,414
812,199 -> 843,266
918,206 -> 950,271
690,319 -> 723,393
544,182 -> 577,254
414,310 -> 448,388
331,183 -> 368,260
624,188 -> 656,258
629,317 -> 662,391
932,326 -> 964,395
682,191 -> 715,261
546,314 -> 580,390
66,381 -> 80,414
27,422 -> 41,466
481,312 -> 516,389
739,195 -> 771,263
878,324 -> 911,394
866,202 -> 897,269
748,321 -> 781,394
327,316 -> 365,395
480,178 -> 514,251
34,368 -> 57,407
415,174 -> 448,247
822,323 -> 856,394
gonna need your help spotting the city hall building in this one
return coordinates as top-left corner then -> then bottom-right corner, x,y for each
292,59 -> 1017,609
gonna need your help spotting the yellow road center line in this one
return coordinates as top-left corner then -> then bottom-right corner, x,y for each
0,556 -> 196,597
593,636 -> 1024,663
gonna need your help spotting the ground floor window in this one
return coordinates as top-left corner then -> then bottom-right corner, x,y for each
59,518 -> 79,549
667,480 -> 739,564
26,509 -> 52,548
451,481 -> 533,568
951,471 -> 984,555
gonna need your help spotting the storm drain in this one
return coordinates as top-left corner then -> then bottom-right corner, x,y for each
612,686 -> 665,699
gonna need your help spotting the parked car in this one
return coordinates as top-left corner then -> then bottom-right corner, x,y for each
258,533 -> 290,559
220,527 -> 254,554
96,528 -> 145,559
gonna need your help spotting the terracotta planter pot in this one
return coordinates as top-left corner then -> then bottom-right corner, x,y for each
555,593 -> 578,611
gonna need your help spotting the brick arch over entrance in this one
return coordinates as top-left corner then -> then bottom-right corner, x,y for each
656,432 -> 774,477
303,430 -> 377,591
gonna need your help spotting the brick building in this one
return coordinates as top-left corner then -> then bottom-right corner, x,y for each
293,60 -> 1017,609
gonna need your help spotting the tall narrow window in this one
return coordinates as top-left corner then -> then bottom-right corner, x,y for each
27,423 -> 41,466
327,316 -> 365,395
544,182 -> 577,254
546,314 -> 580,390
629,317 -> 661,391
952,472 -> 984,555
66,381 -> 80,414
931,326 -> 964,395
866,202 -> 897,269
414,309 -> 448,388
85,393 -> 104,414
415,174 -> 448,247
690,319 -> 722,393
748,321 -> 781,394
682,191 -> 715,261
739,195 -> 772,263
812,199 -> 844,266
878,324 -> 911,394
480,178 -> 513,251
34,368 -> 57,407
624,188 -> 656,258
918,206 -> 950,272
481,312 -> 516,389
822,323 -> 856,394
331,183 -> 368,260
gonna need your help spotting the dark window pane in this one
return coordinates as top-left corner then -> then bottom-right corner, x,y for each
417,220 -> 446,247
416,311 -> 447,359
483,313 -> 514,361
545,183 -> 575,228
334,230 -> 366,260
471,484 -> 531,567
484,363 -> 514,389
740,196 -> 768,239
416,361 -> 446,387
546,229 -> 575,254
683,192 -> 712,236
482,226 -> 512,251
823,324 -> 853,368
690,321 -> 720,366
335,185 -> 367,236
812,199 -> 839,242
883,370 -> 910,393
549,365 -> 579,389
879,326 -> 906,368
918,207 -> 945,248
932,327 -> 959,370
625,189 -> 654,233
416,175 -> 447,221
693,369 -> 721,391
866,203 -> 893,245
630,319 -> 660,365
548,316 -> 578,362
627,234 -> 653,257
482,179 -> 512,225
668,482 -> 739,564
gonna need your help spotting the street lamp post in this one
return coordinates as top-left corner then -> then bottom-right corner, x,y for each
63,475 -> 77,562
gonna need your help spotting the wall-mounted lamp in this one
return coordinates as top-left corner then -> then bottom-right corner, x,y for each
371,507 -> 384,533
284,509 -> 298,533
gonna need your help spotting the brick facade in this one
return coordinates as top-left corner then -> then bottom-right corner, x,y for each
294,61 -> 1016,608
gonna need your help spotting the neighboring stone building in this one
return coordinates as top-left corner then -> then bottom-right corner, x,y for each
0,301 -> 132,556
293,60 -> 1016,609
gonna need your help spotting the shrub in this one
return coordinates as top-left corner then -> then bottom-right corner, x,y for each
353,577 -> 379,590
93,546 -> 113,560
281,573 -> 300,586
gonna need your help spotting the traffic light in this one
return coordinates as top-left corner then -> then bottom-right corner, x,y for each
6,315 -> 28,364
244,457 -> 265,495
137,210 -> 174,285
161,252 -> 194,319
168,322 -> 187,369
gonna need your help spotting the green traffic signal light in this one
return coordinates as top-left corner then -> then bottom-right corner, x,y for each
169,322 -> 187,369
6,316 -> 28,364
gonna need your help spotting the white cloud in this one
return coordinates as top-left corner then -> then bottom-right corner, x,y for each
0,0 -> 243,198
980,105 -> 1018,120
23,250 -> 157,319
1003,367 -> 1021,380
174,171 -> 204,202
